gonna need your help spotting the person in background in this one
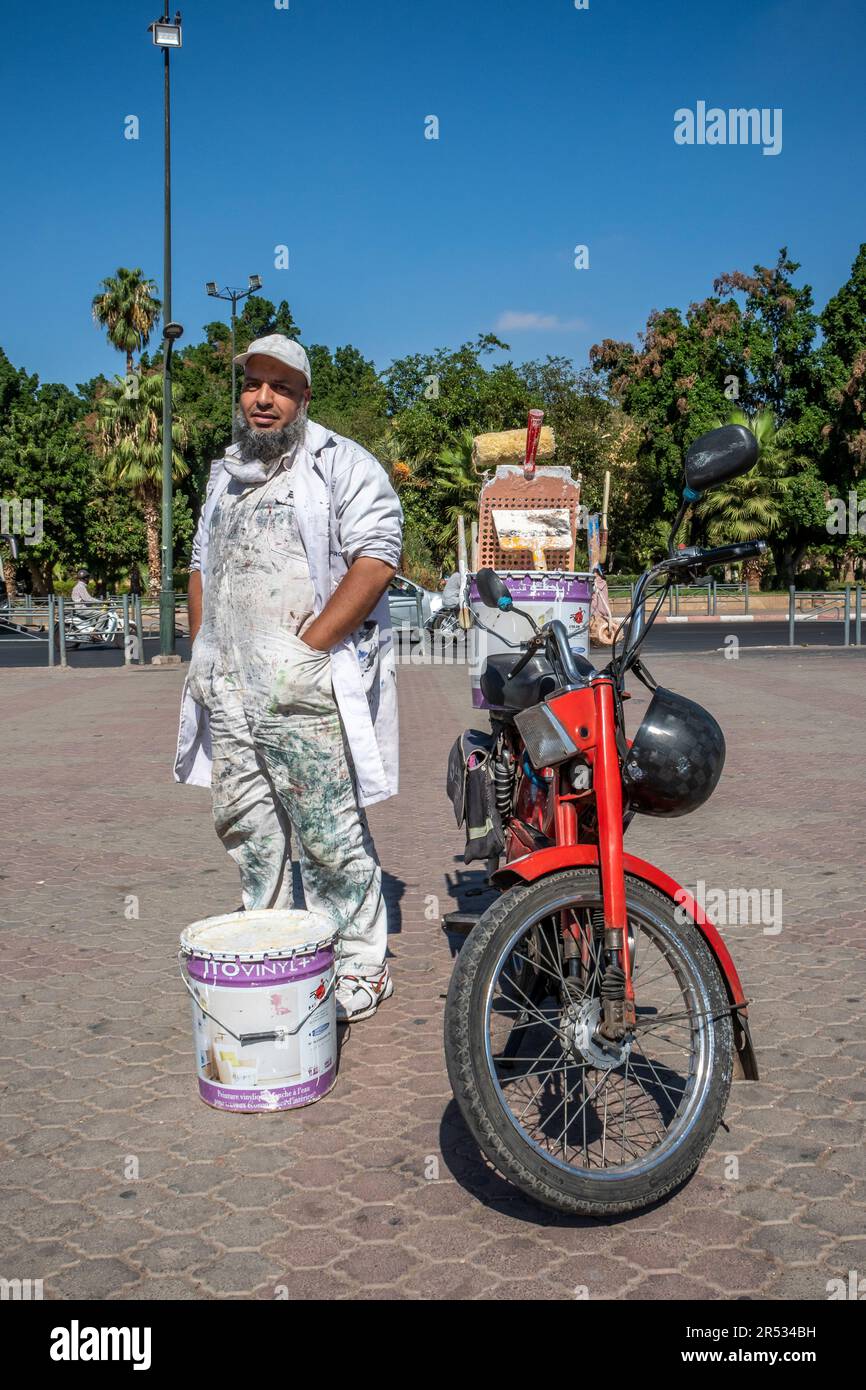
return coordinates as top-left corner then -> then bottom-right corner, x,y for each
71,568 -> 98,609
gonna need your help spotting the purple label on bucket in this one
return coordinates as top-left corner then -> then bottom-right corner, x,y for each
198,1069 -> 335,1112
470,573 -> 592,604
187,946 -> 333,987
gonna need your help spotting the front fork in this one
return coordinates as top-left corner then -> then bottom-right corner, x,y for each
559,678 -> 635,1039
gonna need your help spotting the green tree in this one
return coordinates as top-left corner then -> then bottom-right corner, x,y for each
591,296 -> 745,526
83,480 -> 148,591
591,249 -> 830,576
92,267 -> 162,377
0,345 -> 37,416
517,357 -> 643,567
235,297 -> 301,351
0,346 -> 40,595
695,408 -> 784,585
713,249 -> 823,431
170,321 -> 234,499
819,243 -> 866,579
383,335 -> 537,567
385,334 -> 535,464
93,373 -> 189,595
0,381 -> 93,594
307,343 -> 389,453
431,430 -> 480,546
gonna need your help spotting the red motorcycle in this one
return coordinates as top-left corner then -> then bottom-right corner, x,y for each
444,425 -> 763,1216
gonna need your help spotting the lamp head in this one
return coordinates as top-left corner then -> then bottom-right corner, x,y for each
149,14 -> 182,47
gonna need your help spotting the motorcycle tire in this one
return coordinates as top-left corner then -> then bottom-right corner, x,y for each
444,867 -> 734,1217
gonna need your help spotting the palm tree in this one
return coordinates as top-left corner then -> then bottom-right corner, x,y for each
93,373 -> 188,595
432,430 -> 483,543
92,268 -> 162,376
697,407 -> 787,588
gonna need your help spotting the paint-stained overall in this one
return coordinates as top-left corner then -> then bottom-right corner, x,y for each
185,443 -> 390,975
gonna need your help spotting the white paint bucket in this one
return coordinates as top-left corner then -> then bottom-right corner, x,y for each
468,570 -> 594,709
179,909 -> 338,1113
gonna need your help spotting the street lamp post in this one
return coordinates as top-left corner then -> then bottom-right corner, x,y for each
150,10 -> 183,664
205,276 -> 263,421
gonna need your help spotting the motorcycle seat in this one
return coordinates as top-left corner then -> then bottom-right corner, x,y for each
480,653 -> 558,710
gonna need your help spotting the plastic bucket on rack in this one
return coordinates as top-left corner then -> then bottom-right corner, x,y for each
468,570 -> 593,709
179,910 -> 338,1113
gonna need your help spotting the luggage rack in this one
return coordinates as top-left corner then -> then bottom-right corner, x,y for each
474,465 -> 583,571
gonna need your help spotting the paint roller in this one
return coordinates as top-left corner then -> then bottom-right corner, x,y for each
471,416 -> 556,471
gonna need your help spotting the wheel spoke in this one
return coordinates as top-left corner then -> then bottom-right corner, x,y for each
509,947 -> 564,991
476,881 -> 718,1184
629,1044 -> 688,1113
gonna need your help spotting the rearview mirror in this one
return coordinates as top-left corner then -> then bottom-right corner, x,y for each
475,568 -> 513,610
684,425 -> 758,494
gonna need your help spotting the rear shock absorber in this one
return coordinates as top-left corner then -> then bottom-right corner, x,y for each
493,750 -> 515,820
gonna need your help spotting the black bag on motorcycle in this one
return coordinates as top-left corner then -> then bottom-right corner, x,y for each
446,729 -> 506,864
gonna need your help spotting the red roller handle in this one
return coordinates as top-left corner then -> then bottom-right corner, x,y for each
523,409 -> 544,479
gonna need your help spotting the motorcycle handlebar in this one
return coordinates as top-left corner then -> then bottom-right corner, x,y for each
662,540 -> 767,575
505,619 -> 597,688
619,540 -> 766,673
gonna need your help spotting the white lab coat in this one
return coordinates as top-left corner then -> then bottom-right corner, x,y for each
173,419 -> 403,806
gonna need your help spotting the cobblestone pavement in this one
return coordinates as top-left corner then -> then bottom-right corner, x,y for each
1,649 -> 864,1300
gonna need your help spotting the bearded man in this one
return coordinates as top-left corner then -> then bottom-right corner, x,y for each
174,335 -> 403,1022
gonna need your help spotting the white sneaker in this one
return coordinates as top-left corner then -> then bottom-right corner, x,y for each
335,966 -> 394,1023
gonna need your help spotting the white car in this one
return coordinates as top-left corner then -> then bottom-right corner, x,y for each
387,575 -> 442,642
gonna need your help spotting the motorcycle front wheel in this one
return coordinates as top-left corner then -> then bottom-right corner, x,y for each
444,868 -> 734,1216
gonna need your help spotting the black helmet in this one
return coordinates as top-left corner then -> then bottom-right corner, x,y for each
624,687 -> 725,818
76,567 -> 89,580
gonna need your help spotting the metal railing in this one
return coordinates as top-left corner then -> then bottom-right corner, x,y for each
0,594 -> 190,665
787,585 -> 862,647
607,581 -> 746,616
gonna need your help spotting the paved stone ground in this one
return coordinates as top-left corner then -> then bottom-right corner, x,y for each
0,649 -> 864,1301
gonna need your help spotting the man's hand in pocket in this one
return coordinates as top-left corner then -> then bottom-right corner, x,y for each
269,632 -> 333,714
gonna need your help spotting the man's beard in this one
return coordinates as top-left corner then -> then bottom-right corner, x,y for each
234,406 -> 308,464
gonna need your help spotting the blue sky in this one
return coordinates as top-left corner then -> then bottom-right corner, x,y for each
2,0 -> 864,392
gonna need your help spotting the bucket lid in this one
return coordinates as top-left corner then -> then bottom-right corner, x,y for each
180,909 -> 337,961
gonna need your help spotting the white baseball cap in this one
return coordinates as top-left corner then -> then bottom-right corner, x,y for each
233,333 -> 311,386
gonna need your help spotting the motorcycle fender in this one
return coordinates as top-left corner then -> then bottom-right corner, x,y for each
493,845 -> 759,1080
